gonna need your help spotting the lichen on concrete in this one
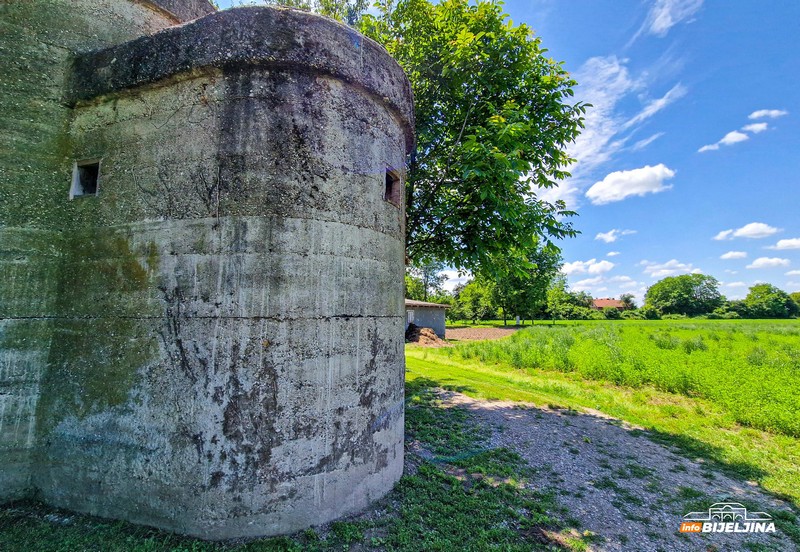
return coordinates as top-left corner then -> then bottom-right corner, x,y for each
0,0 -> 413,541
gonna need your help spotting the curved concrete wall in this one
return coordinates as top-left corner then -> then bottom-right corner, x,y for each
1,3 -> 412,540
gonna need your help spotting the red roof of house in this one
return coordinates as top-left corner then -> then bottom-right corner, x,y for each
593,298 -> 625,309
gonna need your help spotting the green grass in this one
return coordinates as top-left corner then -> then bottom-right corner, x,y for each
0,378 -> 587,551
448,320 -> 800,437
447,319 -> 538,328
406,328 -> 800,508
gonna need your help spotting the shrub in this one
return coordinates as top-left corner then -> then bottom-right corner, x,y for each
603,307 -> 622,320
621,310 -> 643,320
661,313 -> 687,320
639,306 -> 661,320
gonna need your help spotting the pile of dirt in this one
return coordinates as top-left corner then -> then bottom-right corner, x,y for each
405,324 -> 448,347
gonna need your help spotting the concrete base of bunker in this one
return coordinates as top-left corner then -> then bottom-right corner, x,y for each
0,2 -> 413,540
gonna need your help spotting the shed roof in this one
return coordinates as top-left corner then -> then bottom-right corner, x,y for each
593,298 -> 626,309
405,299 -> 450,309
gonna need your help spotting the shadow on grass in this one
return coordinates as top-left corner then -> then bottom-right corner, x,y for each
412,376 -> 800,549
639,428 -> 780,499
0,377 -> 578,552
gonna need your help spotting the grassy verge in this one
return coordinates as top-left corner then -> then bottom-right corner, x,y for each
447,319 -> 537,328
0,379 -> 587,551
450,321 -> 800,437
406,345 -> 800,508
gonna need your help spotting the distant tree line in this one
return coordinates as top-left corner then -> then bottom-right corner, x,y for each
642,274 -> 799,320
407,267 -> 800,323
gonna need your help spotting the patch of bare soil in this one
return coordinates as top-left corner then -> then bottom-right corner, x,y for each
405,324 -> 449,347
446,326 -> 519,341
440,391 -> 796,552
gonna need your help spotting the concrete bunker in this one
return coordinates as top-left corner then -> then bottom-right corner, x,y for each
0,1 -> 413,540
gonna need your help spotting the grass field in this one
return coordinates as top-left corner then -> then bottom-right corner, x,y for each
448,320 -> 800,437
408,319 -> 800,506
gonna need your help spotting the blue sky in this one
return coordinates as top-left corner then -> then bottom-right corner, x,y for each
502,0 -> 800,304
216,1 -> 800,304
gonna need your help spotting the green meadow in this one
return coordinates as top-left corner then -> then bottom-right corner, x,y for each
408,319 -> 800,505
450,320 -> 800,437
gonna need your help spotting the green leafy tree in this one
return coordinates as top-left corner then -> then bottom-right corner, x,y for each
406,261 -> 448,301
790,291 -> 800,309
404,273 -> 426,301
489,240 -> 562,325
545,273 -> 594,321
602,307 -> 621,320
619,293 -> 636,310
362,0 -> 585,275
453,279 -> 496,323
743,283 -> 799,319
644,274 -> 724,316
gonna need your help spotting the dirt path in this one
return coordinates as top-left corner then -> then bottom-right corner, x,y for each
446,326 -> 520,341
440,391 -> 796,552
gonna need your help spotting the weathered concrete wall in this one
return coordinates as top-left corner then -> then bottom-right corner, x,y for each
0,0 -> 187,504
148,0 -> 215,21
1,2 -> 413,540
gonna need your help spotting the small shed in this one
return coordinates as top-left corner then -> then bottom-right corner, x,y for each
405,299 -> 449,338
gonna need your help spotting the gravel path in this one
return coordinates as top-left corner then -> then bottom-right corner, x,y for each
440,391 -> 796,552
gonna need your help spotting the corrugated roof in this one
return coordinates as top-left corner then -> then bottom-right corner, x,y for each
405,299 -> 450,309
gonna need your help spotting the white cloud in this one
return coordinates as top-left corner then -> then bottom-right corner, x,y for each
720,251 -> 747,260
742,122 -> 768,134
623,85 -> 687,129
595,229 -> 637,243
568,57 -> 641,174
787,281 -> 800,289
562,259 -> 615,276
640,259 -> 701,278
608,275 -> 633,283
587,260 -> 616,275
440,270 -> 471,292
724,269 -> 738,275
642,0 -> 704,37
746,257 -> 790,269
714,222 -> 780,240
572,277 -> 605,291
722,281 -> 747,288
609,275 -> 639,289
720,131 -> 749,145
607,251 -> 621,257
632,132 -> 665,151
536,179 -> 584,208
785,270 -> 800,276
699,130 -> 749,152
767,238 -> 800,250
568,274 -> 641,294
552,57 -> 685,208
586,164 -> 675,205
749,109 -> 788,119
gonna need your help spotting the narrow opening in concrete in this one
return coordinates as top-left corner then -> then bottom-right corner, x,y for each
70,160 -> 100,199
384,167 -> 401,207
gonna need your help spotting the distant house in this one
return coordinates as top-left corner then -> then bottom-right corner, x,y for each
405,299 -> 449,338
591,298 -> 627,311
